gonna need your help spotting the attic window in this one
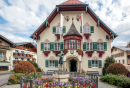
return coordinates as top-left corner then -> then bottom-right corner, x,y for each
83,26 -> 91,33
56,27 -> 60,34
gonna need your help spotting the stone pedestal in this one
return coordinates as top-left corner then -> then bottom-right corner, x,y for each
53,74 -> 69,82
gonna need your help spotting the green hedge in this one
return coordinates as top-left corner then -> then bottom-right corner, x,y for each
100,74 -> 130,88
8,73 -> 42,85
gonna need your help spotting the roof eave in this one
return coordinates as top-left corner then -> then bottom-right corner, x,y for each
56,4 -> 88,7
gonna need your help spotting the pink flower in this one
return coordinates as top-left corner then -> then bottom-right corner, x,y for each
14,80 -> 16,81
38,72 -> 40,74
12,78 -> 14,80
17,80 -> 19,81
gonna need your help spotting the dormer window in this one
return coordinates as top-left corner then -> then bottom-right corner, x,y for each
83,26 -> 91,33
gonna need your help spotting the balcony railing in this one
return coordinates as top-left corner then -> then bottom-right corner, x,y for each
13,52 -> 33,58
0,45 -> 10,50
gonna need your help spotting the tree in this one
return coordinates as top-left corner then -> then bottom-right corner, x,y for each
103,56 -> 115,75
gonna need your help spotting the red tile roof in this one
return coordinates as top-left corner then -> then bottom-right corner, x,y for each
60,0 -> 85,5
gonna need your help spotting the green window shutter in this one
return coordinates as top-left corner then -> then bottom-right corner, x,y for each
93,42 -> 97,51
60,42 -> 63,51
91,26 -> 94,33
50,42 -> 54,51
55,60 -> 58,68
63,26 -> 66,33
104,42 -> 107,51
41,42 -> 44,51
45,60 -> 49,67
83,42 -> 86,51
88,60 -> 92,68
98,60 -> 102,68
53,26 -> 56,33
80,26 -> 82,33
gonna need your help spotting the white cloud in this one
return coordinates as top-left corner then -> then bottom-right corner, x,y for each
0,0 -> 129,46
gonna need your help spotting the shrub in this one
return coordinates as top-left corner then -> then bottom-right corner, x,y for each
29,61 -> 38,68
100,74 -> 130,88
8,73 -> 42,85
36,67 -> 41,72
14,61 -> 36,73
106,63 -> 128,75
103,56 -> 115,75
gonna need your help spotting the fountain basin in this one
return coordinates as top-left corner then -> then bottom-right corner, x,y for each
53,74 -> 69,82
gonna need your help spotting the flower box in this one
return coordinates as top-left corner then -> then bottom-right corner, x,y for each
63,50 -> 68,55
43,51 -> 50,57
84,33 -> 91,39
53,51 -> 61,56
76,50 -> 84,57
97,51 -> 105,57
86,51 -> 94,57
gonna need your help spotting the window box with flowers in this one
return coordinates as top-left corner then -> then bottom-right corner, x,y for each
76,50 -> 84,57
18,52 -> 21,56
55,34 -> 60,40
43,51 -> 50,57
97,51 -> 105,57
86,51 -> 94,57
84,33 -> 91,40
63,50 -> 68,55
53,51 -> 61,56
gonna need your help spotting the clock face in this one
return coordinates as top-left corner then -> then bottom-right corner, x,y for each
70,50 -> 74,54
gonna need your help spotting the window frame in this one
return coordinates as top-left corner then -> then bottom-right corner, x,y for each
86,42 -> 93,51
54,43 -> 60,51
92,60 -> 98,67
97,42 -> 104,51
44,43 -> 50,51
0,52 -> 6,59
83,26 -> 91,34
49,60 -> 55,67
56,27 -> 61,34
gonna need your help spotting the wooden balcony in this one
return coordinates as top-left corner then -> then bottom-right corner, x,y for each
0,45 -> 10,50
13,53 -> 33,58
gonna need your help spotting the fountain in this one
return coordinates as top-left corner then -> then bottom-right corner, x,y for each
52,53 -> 69,82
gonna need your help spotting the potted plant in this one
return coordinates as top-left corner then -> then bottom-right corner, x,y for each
84,33 -> 91,39
76,50 -> 84,57
86,51 -> 94,57
97,51 -> 105,57
55,34 -> 60,40
43,51 -> 50,57
53,51 -> 61,56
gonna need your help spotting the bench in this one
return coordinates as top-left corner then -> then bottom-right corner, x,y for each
47,70 -> 58,75
86,71 -> 99,75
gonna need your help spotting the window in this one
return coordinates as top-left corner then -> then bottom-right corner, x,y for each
49,60 -> 55,67
97,42 -> 104,51
76,40 -> 80,49
0,52 -> 6,59
83,26 -> 91,33
115,60 -> 117,63
15,58 -> 18,61
123,60 -> 125,64
115,49 -> 117,51
15,50 -> 19,53
92,60 -> 98,67
86,42 -> 93,51
0,41 -> 1,45
44,43 -> 50,51
65,40 -> 68,49
69,40 -> 75,49
54,43 -> 60,51
21,51 -> 24,53
27,58 -> 30,61
56,27 -> 60,34
21,58 -> 24,61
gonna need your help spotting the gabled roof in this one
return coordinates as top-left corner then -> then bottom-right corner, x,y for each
31,0 -> 117,40
64,23 -> 82,37
0,34 -> 16,47
60,0 -> 85,5
16,42 -> 37,48
111,46 -> 130,52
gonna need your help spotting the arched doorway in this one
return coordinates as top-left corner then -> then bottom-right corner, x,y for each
69,59 -> 77,72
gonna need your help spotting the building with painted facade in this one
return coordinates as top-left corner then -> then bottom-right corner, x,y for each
31,0 -> 117,75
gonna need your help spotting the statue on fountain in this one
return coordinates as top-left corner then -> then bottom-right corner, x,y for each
58,53 -> 64,71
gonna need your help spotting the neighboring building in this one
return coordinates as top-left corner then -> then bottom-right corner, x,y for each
31,0 -> 117,75
0,34 -> 15,71
11,42 -> 37,70
0,35 -> 37,71
111,42 -> 130,71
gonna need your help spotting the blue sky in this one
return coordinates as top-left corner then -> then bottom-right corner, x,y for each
0,0 -> 130,46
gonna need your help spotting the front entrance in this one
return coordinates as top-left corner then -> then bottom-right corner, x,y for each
69,59 -> 77,72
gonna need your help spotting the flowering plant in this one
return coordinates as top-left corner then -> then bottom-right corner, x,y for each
85,51 -> 94,57
22,53 -> 25,56
63,50 -> 68,55
84,33 -> 91,40
18,52 -> 21,56
43,51 -> 50,57
53,51 -> 61,56
97,51 -> 105,57
55,34 -> 60,40
76,50 -> 84,57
